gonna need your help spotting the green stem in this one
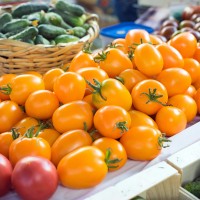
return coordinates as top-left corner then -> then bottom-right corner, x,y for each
11,128 -> 20,140
86,79 -> 107,101
105,148 -> 121,169
141,88 -> 167,106
115,76 -> 124,85
115,121 -> 129,134
0,84 -> 12,95
93,51 -> 109,63
82,42 -> 92,54
158,134 -> 171,149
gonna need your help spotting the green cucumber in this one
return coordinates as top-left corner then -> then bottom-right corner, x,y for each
55,0 -> 85,17
2,19 -> 30,33
35,35 -> 50,45
0,33 -> 6,38
38,24 -> 67,39
66,26 -> 87,38
0,12 -> 12,32
9,26 -> 38,41
12,3 -> 49,18
55,34 -> 79,44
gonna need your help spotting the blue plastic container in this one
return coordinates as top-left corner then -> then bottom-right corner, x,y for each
100,22 -> 154,46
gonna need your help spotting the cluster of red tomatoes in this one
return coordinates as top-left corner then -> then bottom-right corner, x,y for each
0,29 -> 200,199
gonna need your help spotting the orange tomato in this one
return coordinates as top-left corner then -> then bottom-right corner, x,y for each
8,74 -> 45,105
51,129 -> 92,166
93,105 -> 131,139
156,68 -> 192,97
76,67 -> 109,95
25,90 -> 60,120
94,48 -> 133,78
156,43 -> 184,69
155,106 -> 187,137
183,58 -> 200,83
193,45 -> 200,63
0,100 -> 25,133
168,94 -> 197,122
0,130 -> 20,158
111,38 -> 128,53
149,34 -> 163,45
193,77 -> 200,90
14,117 -> 39,136
57,146 -> 108,189
53,72 -> 86,104
131,79 -> 168,115
52,100 -> 93,133
170,32 -> 197,58
194,87 -> 200,114
90,78 -> 132,111
134,43 -> 163,77
43,68 -> 64,91
128,109 -> 158,129
120,126 -> 166,161
0,74 -> 16,100
92,137 -> 127,171
115,69 -> 147,92
125,29 -> 151,50
37,128 -> 61,146
24,71 -> 43,78
184,85 -> 197,98
82,94 -> 97,113
9,135 -> 51,166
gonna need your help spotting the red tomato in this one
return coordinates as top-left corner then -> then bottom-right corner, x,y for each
93,105 -> 131,139
51,129 -> 92,166
94,48 -> 133,78
57,146 -> 108,189
156,43 -> 184,69
155,106 -> 187,136
12,156 -> 58,200
134,43 -> 163,77
92,137 -> 127,171
52,100 -> 93,133
0,100 -> 25,133
53,72 -> 86,104
131,79 -> 168,115
170,32 -> 197,58
156,68 -> 192,97
0,154 -> 12,197
120,126 -> 168,161
25,90 -> 60,120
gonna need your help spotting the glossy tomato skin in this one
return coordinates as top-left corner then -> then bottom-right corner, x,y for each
9,137 -> 51,166
53,72 -> 86,104
92,78 -> 132,111
156,43 -> 184,69
57,146 -> 108,189
92,137 -> 127,171
0,100 -> 24,133
93,105 -> 131,139
25,90 -> 60,120
156,68 -> 192,97
0,154 -> 12,197
51,129 -> 92,166
9,74 -> 45,105
134,43 -> 163,77
52,100 -> 93,133
97,48 -> 133,78
12,156 -> 58,200
131,79 -> 168,115
120,126 -> 162,161
155,106 -> 187,137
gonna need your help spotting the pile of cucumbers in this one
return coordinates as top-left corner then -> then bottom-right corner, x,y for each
0,0 -> 92,45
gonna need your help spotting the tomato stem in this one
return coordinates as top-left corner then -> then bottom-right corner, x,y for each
106,42 -> 123,49
115,121 -> 129,134
82,42 -> 92,54
141,88 -> 167,106
86,79 -> 107,101
105,148 -> 121,169
24,126 -> 35,138
158,134 -> 171,148
11,128 -> 20,140
93,51 -> 109,63
0,84 -> 12,95
115,76 -> 125,85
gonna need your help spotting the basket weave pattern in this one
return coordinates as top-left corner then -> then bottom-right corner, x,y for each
0,14 -> 99,75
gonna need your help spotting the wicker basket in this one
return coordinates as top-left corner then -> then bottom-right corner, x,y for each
0,13 -> 99,75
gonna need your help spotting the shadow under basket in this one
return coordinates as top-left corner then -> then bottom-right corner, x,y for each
0,14 -> 99,75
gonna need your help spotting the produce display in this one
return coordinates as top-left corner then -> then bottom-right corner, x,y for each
154,5 -> 200,42
0,0 -> 91,45
0,2 -> 200,199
